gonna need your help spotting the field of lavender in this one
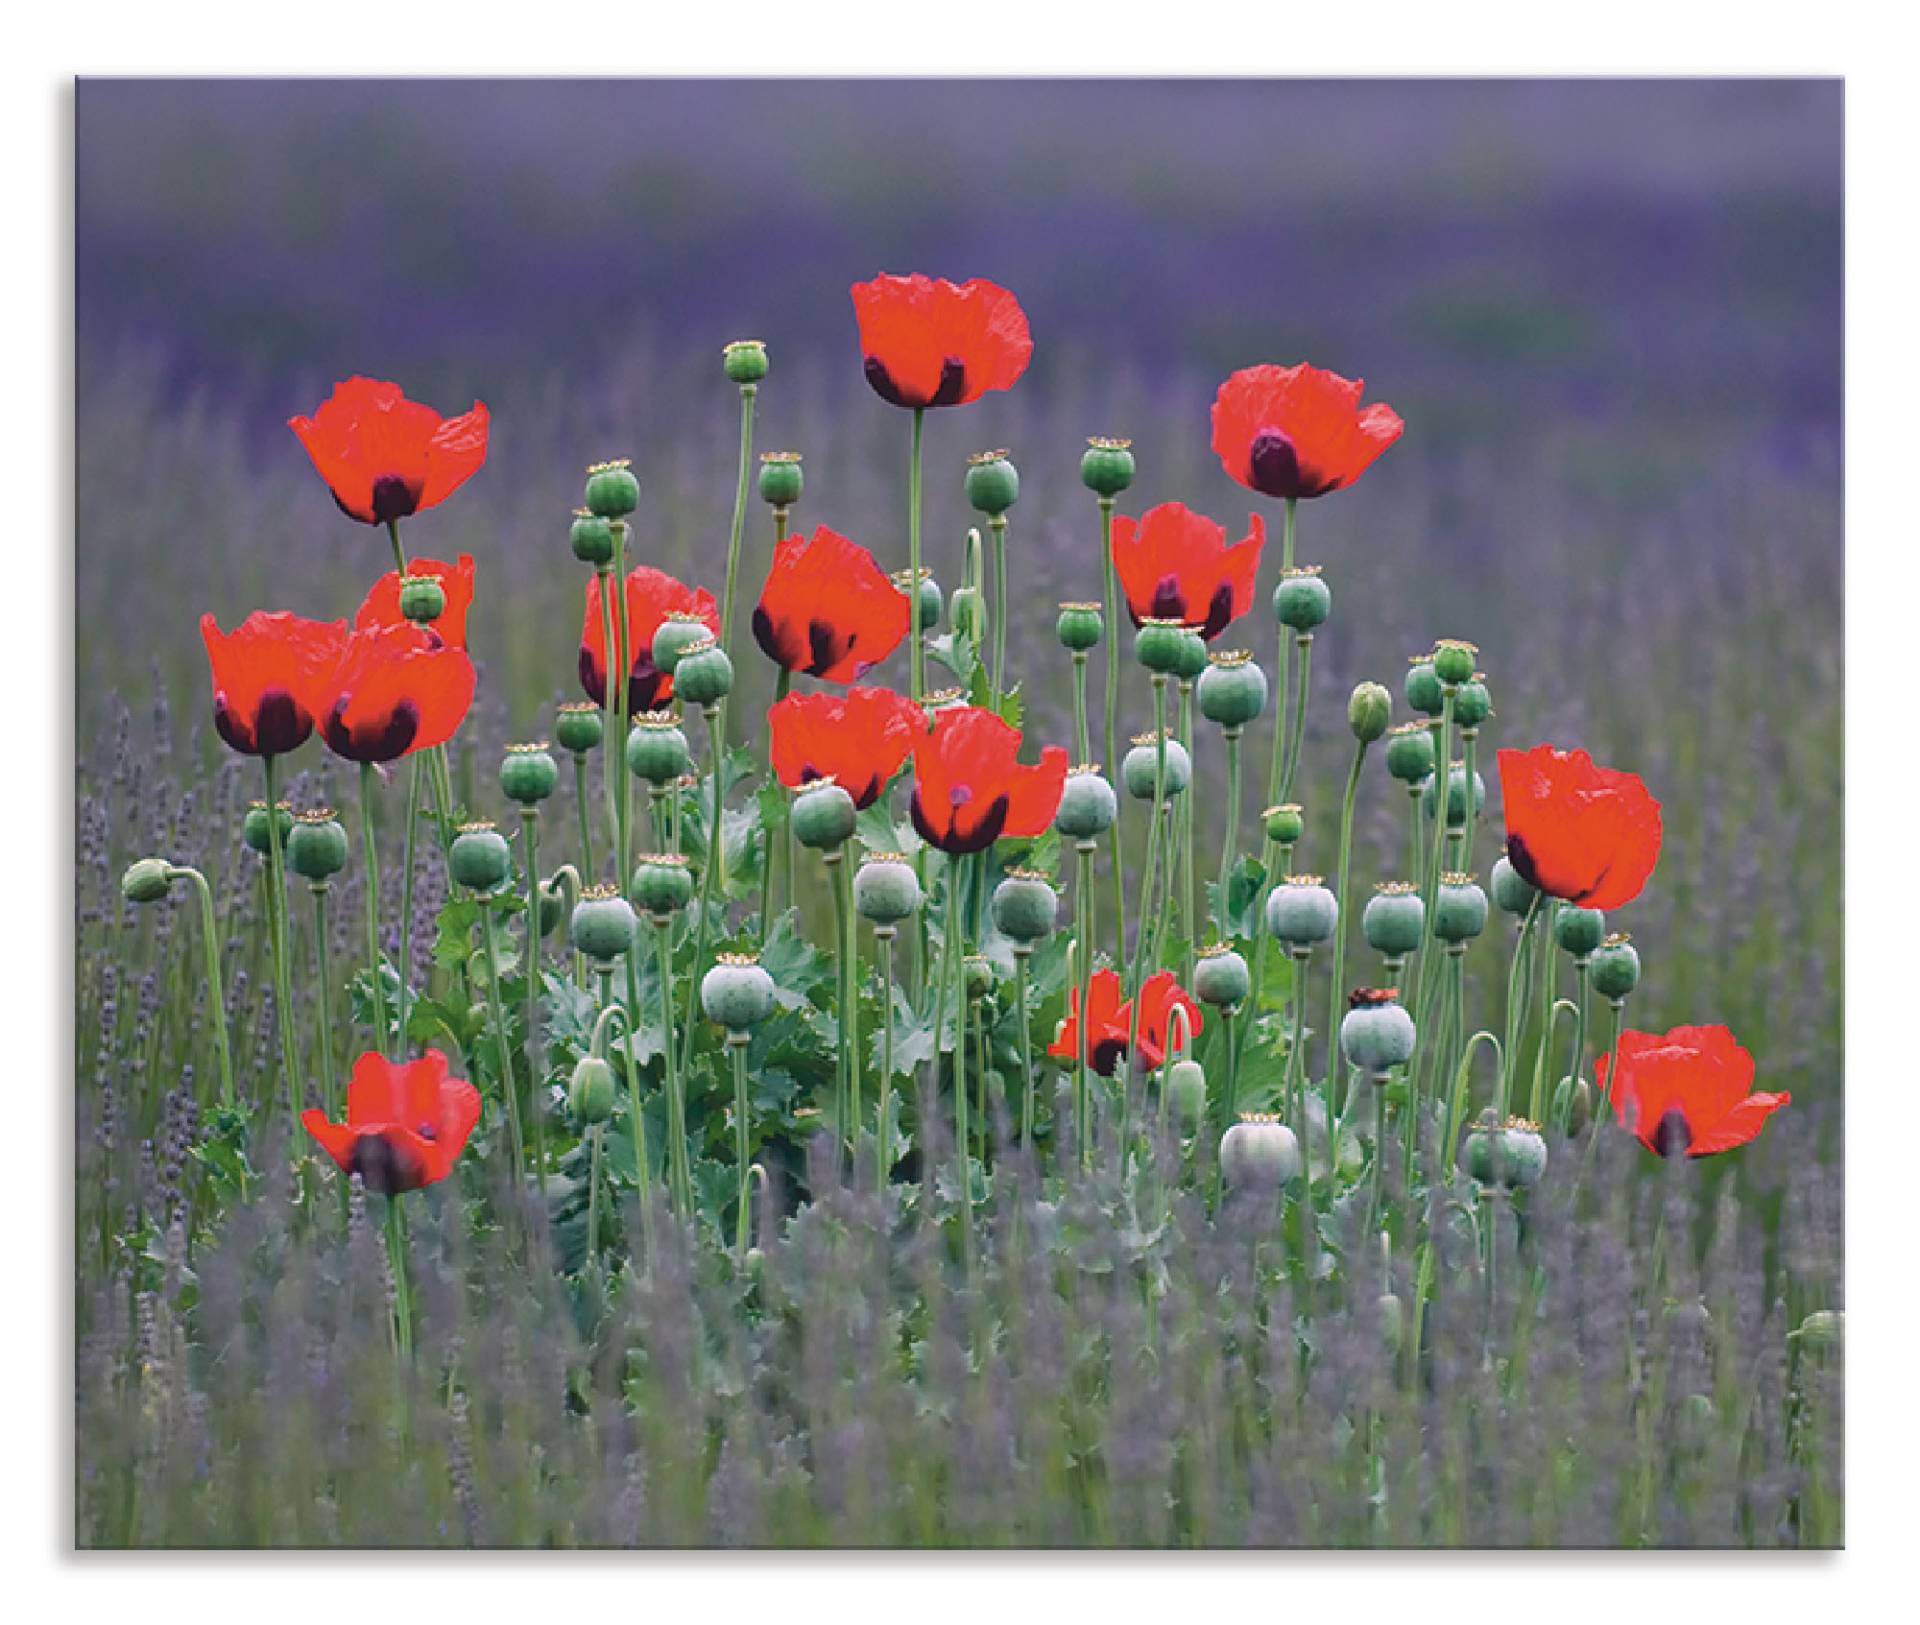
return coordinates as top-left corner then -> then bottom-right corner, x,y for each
73,80 -> 1843,1549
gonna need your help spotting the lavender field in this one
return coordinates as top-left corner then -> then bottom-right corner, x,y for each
74,79 -> 1843,1547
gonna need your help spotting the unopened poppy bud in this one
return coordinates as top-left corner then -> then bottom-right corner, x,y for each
950,585 -> 985,642
964,449 -> 1020,516
722,339 -> 769,385
651,612 -> 714,677
449,822 -> 513,893
1404,657 -> 1444,717
1453,675 -> 1493,731
1378,1294 -> 1405,1356
584,459 -> 639,519
791,780 -> 857,851
121,858 -> 174,904
287,809 -> 349,882
1792,1309 -> 1844,1350
992,869 -> 1058,945
1219,1113 -> 1301,1190
570,1055 -> 617,1125
673,639 -> 734,708
1340,987 -> 1417,1081
1267,874 -> 1338,947
855,852 -> 921,926
242,800 -> 294,855
1549,1071 -> 1594,1135
1080,436 -> 1135,497
500,742 -> 559,805
892,568 -> 942,631
1431,639 -> 1478,687
963,955 -> 996,1001
1555,906 -> 1606,959
1274,565 -> 1331,633
1134,617 -> 1189,675
1165,1058 -> 1207,1127
570,508 -> 616,567
758,451 -> 803,508
1422,762 -> 1486,829
1055,766 -> 1118,839
1433,872 -> 1489,944
1385,720 -> 1435,783
1588,934 -> 1641,1002
537,879 -> 567,937
555,701 -> 604,755
570,885 -> 637,962
1348,680 -> 1392,744
1123,731 -> 1192,799
626,712 -> 692,785
702,952 -> 777,1030
1263,803 -> 1305,846
631,852 -> 694,917
1490,854 -> 1537,915
1461,1113 -> 1548,1188
398,574 -> 446,624
1363,882 -> 1425,958
1193,943 -> 1250,1008
1056,601 -> 1104,652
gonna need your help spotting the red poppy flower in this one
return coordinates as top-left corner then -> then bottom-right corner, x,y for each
1498,744 -> 1663,911
1210,363 -> 1404,501
302,1048 -> 481,1193
769,686 -> 924,810
1110,502 -> 1266,641
579,567 -> 719,713
320,622 -> 475,763
909,705 -> 1068,855
200,610 -> 350,757
753,525 -> 911,684
851,274 -> 1033,410
1596,1024 -> 1788,1158
355,553 -> 477,650
1128,971 -> 1205,1072
290,377 -> 489,527
1049,968 -> 1204,1075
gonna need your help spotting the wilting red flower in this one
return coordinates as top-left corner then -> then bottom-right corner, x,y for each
320,623 -> 475,763
355,553 -> 477,650
1210,363 -> 1404,501
769,686 -> 924,810
1597,1024 -> 1788,1158
753,525 -> 910,683
909,705 -> 1067,855
200,610 -> 349,757
289,377 -> 490,526
1498,744 -> 1663,911
1049,968 -> 1204,1075
302,1049 -> 481,1193
851,274 -> 1033,410
1110,502 -> 1266,641
580,567 -> 720,713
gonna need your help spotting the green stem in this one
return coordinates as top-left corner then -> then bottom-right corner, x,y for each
477,896 -> 527,1192
1121,679 -> 1171,1112
519,809 -> 547,1185
1217,727 -> 1243,933
1074,843 -> 1096,1171
947,854 -> 975,1268
167,864 -> 234,1110
730,1036 -> 752,1257
610,523 -> 634,885
307,881 -> 335,1120
679,704 -> 728,1072
877,927 -> 897,1188
1177,682 -> 1197,982
653,916 -> 693,1216
1528,906 -> 1562,1123
1323,738 -> 1371,1124
384,1195 -> 413,1364
395,755 -> 422,1058
572,751 -> 597,884
1099,497 -> 1125,964
1411,687 -> 1458,1019
1071,651 -> 1091,765
608,965 -> 659,1269
1014,948 -> 1036,1156
719,384 -> 758,666
908,408 -> 926,708
355,761 -> 389,1054
1497,894 -> 1546,1122
1264,499 -> 1298,807
990,513 -> 1009,711
827,850 -> 856,1154
1278,634 -> 1313,805
385,519 -> 407,576
261,756 -> 304,1117
586,1123 -> 605,1265
758,668 -> 793,945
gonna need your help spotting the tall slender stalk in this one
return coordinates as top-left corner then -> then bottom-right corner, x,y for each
604,971 -> 658,1269
1071,651 -> 1092,764
876,926 -> 898,1188
935,852 -> 974,1264
476,896 -> 526,1192
1218,726 -> 1244,930
1098,497 -> 1125,963
518,808 -> 547,1185
1014,947 -> 1036,1155
1323,736 -> 1372,1123
384,1196 -> 413,1364
907,408 -> 926,708
353,761 -> 389,1057
679,704 -> 728,1072
260,758 -> 304,1116
395,756 -> 422,1056
718,382 -> 758,666
571,750 -> 597,883
729,1035 -> 752,1257
653,916 -> 694,1216
166,863 -> 235,1110
989,513 -> 1009,710
1073,846 -> 1096,1170
306,879 -> 335,1119
1177,681 -> 1197,980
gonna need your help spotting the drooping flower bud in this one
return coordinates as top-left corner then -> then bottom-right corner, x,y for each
121,858 -> 174,904
1554,906 -> 1606,960
449,822 -> 514,893
242,800 -> 294,856
1165,1059 -> 1207,1128
964,449 -> 1020,516
702,951 -> 777,1030
1056,601 -> 1104,652
1431,638 -> 1478,687
1193,943 -> 1251,1008
1263,803 -> 1305,846
892,567 -> 942,632
1054,765 -> 1118,840
584,459 -> 640,519
1219,1113 -> 1301,1190
555,700 -> 604,755
991,869 -> 1058,945
1433,872 -> 1489,944
500,742 -> 559,805
286,809 -> 349,882
631,852 -> 694,917
1348,680 -> 1392,743
855,852 -> 922,926
1273,565 -> 1331,633
757,451 -> 803,509
569,884 -> 638,962
1123,730 -> 1192,800
1197,650 -> 1268,730
949,585 -> 985,641
791,779 -> 857,851
626,712 -> 693,785
962,955 -> 996,1002
1588,933 -> 1641,1002
667,638 -> 733,707
570,1055 -> 617,1124
570,508 -> 616,567
1490,854 -> 1537,915
1339,987 -> 1417,1081
1267,874 -> 1338,948
722,338 -> 769,385
1080,436 -> 1135,497
1363,882 -> 1425,958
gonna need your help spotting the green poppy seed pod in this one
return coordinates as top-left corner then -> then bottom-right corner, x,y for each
1469,1116 -> 1549,1188
1054,767 -> 1118,840
1363,883 -> 1425,958
1384,720 -> 1436,784
1263,803 -> 1305,846
449,823 -> 514,893
791,780 -> 857,851
1453,675 -> 1493,731
1273,566 -> 1331,633
1219,1113 -> 1301,1191
1348,680 -> 1392,744
1169,627 -> 1209,683
991,869 -> 1058,945
569,1055 -> 617,1125
584,459 -> 640,519
570,886 -> 638,962
1422,762 -> 1486,829
570,508 -> 616,567
1555,906 -> 1606,959
1432,639 -> 1478,687
1404,658 -> 1444,717
1165,1059 -> 1207,1128
963,955 -> 996,1001
555,701 -> 604,755
950,585 -> 985,642
1196,652 -> 1267,730
1339,988 -> 1417,1081
1133,618 -> 1188,675
241,800 -> 294,855
964,449 -> 1020,515
1123,732 -> 1192,800
398,574 -> 446,624
1193,944 -> 1250,1008
1588,934 -> 1642,1002
1378,1293 -> 1406,1357
702,952 -> 777,1030
500,742 -> 559,805
631,852 -> 694,917
1080,436 -> 1135,497
651,613 -> 714,677
1433,873 -> 1489,944
672,640 -> 734,707
893,568 -> 942,631
625,713 -> 693,785
722,338 -> 769,385
757,451 -> 803,508
1267,875 -> 1338,947
1490,855 -> 1538,915
1056,601 -> 1104,652
121,858 -> 174,905
286,810 -> 349,882
855,853 -> 922,926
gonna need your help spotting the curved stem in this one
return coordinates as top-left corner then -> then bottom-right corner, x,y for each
355,762 -> 389,1055
167,864 -> 235,1110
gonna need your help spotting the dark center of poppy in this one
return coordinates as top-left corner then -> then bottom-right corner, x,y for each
1652,1107 -> 1693,1158
370,473 -> 422,526
1149,576 -> 1188,621
862,355 -> 968,410
806,618 -> 847,676
324,694 -> 420,764
349,1132 -> 417,1195
1248,428 -> 1305,500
